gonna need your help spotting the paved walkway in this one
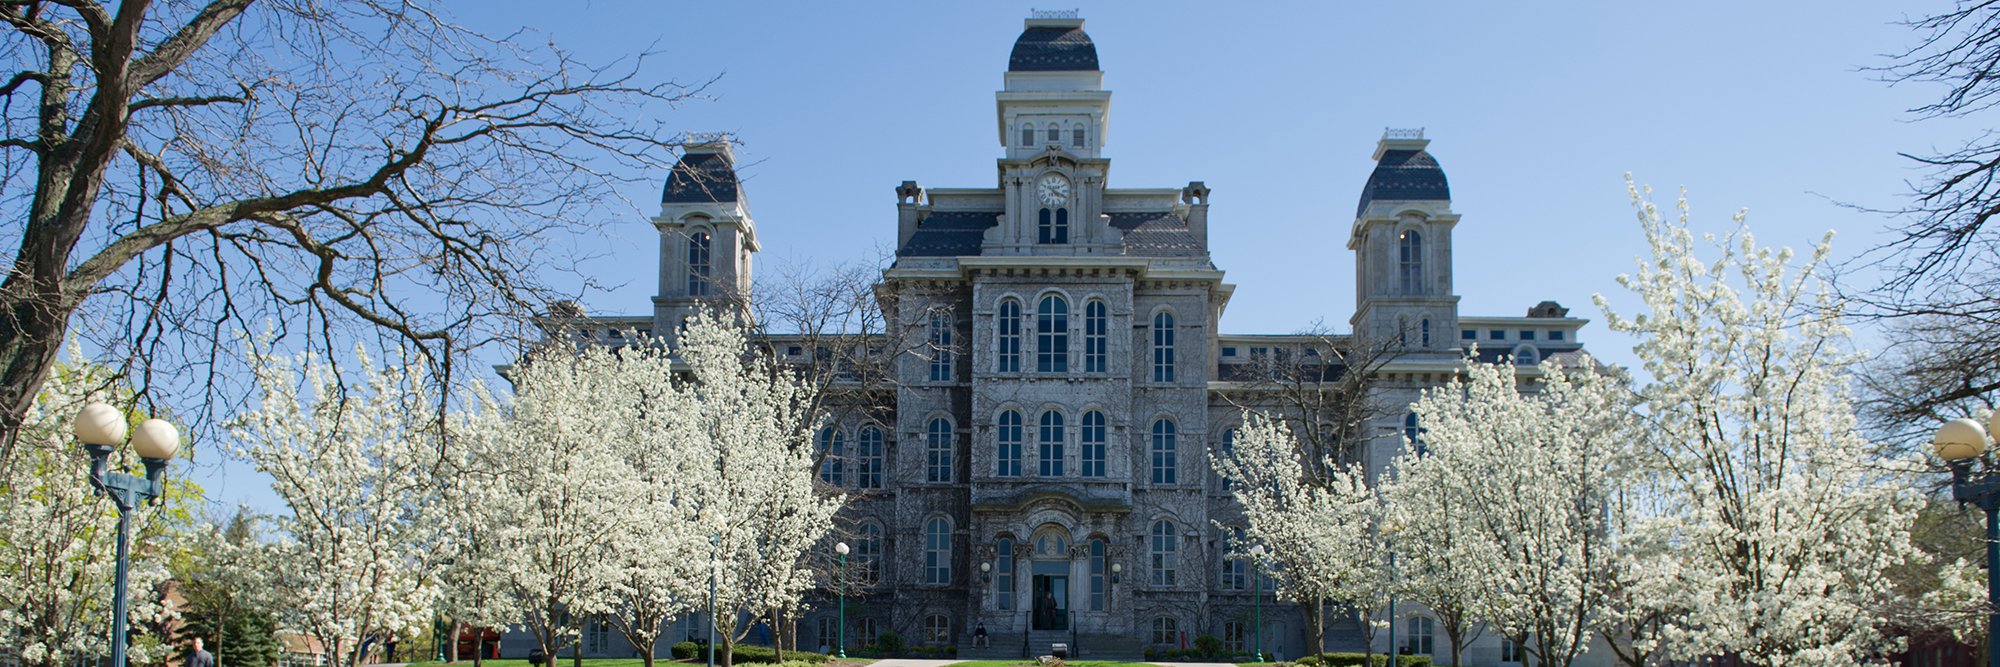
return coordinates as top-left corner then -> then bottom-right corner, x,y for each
859,660 -> 966,667
1153,663 -> 1240,667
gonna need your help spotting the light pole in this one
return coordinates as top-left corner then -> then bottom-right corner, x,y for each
1379,519 -> 1400,667
1934,413 -> 2000,667
74,402 -> 180,667
1250,544 -> 1266,663
701,508 -> 720,667
834,542 -> 849,659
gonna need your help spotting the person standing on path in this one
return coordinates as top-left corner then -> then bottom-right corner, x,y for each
187,638 -> 216,667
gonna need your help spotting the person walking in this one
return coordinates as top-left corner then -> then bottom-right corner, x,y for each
187,638 -> 216,667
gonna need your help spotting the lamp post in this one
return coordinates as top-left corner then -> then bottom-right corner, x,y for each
1250,544 -> 1266,663
74,402 -> 180,667
1934,413 -> 2000,667
834,542 -> 849,659
1379,519 -> 1400,667
701,508 -> 720,667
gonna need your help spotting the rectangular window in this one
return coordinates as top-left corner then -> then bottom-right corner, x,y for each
1223,622 -> 1246,653
1047,126 -> 1060,142
929,310 -> 954,382
787,345 -> 803,356
995,539 -> 1015,611
926,420 -> 953,483
1072,127 -> 1086,147
1084,301 -> 1107,373
1038,413 -> 1065,477
998,300 -> 1022,373
1549,329 -> 1566,341
1089,540 -> 1107,611
857,428 -> 884,490
1461,329 -> 1475,341
1080,412 -> 1107,477
1221,346 -> 1237,357
1152,312 -> 1176,383
1489,329 -> 1505,341
1221,557 -> 1246,591
997,412 -> 1022,478
1520,329 -> 1536,341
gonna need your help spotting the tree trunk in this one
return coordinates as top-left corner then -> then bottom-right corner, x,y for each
472,632 -> 483,667
449,622 -> 462,663
0,304 -> 70,467
770,609 -> 783,662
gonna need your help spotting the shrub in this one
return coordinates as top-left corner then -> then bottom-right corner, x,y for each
671,642 -> 701,660
1194,635 -> 1223,658
1294,656 -> 1321,667
1317,653 -> 1433,667
724,645 -> 829,664
876,632 -> 904,657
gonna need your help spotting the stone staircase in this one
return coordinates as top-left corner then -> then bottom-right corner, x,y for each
956,632 -> 1021,661
1026,629 -> 1069,658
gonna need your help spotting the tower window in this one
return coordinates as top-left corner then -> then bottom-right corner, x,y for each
1080,410 -> 1106,477
688,231 -> 713,296
1073,126 -> 1086,147
1421,318 -> 1432,348
1038,208 -> 1070,244
1083,300 -> 1107,373
996,410 -> 1023,478
926,417 -> 954,483
928,309 -> 954,382
1398,229 -> 1423,295
1021,123 -> 1035,147
1047,125 -> 1060,143
997,298 -> 1023,372
1520,330 -> 1536,341
1152,311 -> 1176,383
1038,410 -> 1066,476
1036,295 -> 1069,372
1151,418 -> 1178,485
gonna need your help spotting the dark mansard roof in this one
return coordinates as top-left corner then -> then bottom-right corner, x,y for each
1009,25 -> 1100,72
662,151 -> 740,204
894,209 -> 1201,258
1354,149 -> 1450,218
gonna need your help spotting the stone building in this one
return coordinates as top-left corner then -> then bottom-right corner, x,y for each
528,12 -> 1596,666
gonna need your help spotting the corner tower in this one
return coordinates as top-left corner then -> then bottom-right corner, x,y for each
1349,129 -> 1460,350
653,135 -> 758,343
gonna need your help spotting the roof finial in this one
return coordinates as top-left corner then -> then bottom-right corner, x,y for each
1030,8 -> 1080,19
1382,127 -> 1425,141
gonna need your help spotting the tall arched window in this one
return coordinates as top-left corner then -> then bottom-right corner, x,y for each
997,298 -> 1022,373
857,522 -> 883,584
923,518 -> 951,584
1083,300 -> 1108,373
1398,229 -> 1424,295
1037,208 -> 1070,244
926,418 -> 954,482
1152,311 -> 1176,383
1150,520 -> 1178,586
857,427 -> 884,490
1221,526 -> 1247,590
1038,410 -> 1065,476
1088,539 -> 1108,610
929,309 -> 954,382
1072,126 -> 1086,148
687,231 -> 713,296
996,410 -> 1023,478
1405,412 -> 1427,457
1151,418 -> 1178,484
1420,318 -> 1432,348
1021,123 -> 1035,147
816,427 -> 844,485
1080,410 -> 1107,477
1218,428 -> 1238,491
995,537 -> 1015,610
1036,295 -> 1069,372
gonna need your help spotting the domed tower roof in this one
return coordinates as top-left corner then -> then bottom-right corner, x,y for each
1008,14 -> 1099,72
662,137 -> 740,204
1354,129 -> 1450,218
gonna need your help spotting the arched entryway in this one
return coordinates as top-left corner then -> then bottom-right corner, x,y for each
1028,524 -> 1071,631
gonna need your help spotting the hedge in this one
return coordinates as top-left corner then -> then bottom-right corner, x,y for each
662,643 -> 828,664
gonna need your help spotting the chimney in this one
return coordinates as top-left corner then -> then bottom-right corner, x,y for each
896,181 -> 925,248
1181,181 -> 1211,249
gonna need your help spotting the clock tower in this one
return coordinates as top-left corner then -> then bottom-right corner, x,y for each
987,12 -> 1113,256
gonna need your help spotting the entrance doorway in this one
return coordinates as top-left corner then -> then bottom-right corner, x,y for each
1031,574 -> 1068,630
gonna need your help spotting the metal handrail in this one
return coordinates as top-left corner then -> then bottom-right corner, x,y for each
1069,610 -> 1077,658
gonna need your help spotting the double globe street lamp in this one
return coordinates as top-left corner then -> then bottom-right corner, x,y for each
74,402 -> 181,667
1934,412 -> 2000,667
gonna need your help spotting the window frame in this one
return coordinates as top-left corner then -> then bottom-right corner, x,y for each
997,298 -> 1023,373
1083,299 -> 1108,373
923,517 -> 952,585
856,426 -> 884,490
1151,418 -> 1178,485
1398,229 -> 1423,294
996,410 -> 1023,478
1152,310 -> 1176,383
687,231 -> 713,296
926,418 -> 954,483
1080,410 -> 1107,477
1038,410 -> 1065,477
1036,295 -> 1070,372
816,427 -> 844,486
1150,519 -> 1178,586
928,309 -> 954,382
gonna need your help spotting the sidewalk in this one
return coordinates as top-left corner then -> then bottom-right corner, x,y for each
859,660 -> 965,667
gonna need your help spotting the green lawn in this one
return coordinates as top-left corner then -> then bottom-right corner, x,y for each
948,661 -> 1156,667
409,659 -> 875,667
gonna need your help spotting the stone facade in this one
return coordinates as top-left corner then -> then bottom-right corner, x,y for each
542,12 -> 1601,667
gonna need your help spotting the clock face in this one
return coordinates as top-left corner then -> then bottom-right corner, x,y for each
1037,174 -> 1071,206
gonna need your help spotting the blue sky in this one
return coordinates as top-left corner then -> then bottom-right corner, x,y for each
193,2 -> 1972,512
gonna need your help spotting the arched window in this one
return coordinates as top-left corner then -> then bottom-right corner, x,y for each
1218,428 -> 1238,490
1083,300 -> 1108,373
1038,410 -> 1066,476
1513,344 -> 1540,366
923,518 -> 951,584
1152,311 -> 1176,383
929,309 -> 954,382
1072,125 -> 1086,148
1150,519 -> 1178,585
1036,295 -> 1069,372
1398,229 -> 1424,295
1151,418 -> 1178,484
923,613 -> 951,645
687,231 -> 713,296
1088,539 -> 1107,611
996,410 -> 1023,478
1047,125 -> 1061,143
1221,526 -> 1247,590
995,537 -> 1015,610
1037,207 -> 1070,244
1080,410 -> 1107,477
1421,318 -> 1432,348
997,298 -> 1022,373
857,427 -> 884,490
817,617 -> 837,651
926,418 -> 954,482
1150,617 -> 1179,646
1021,123 -> 1035,147
1405,412 -> 1427,457
816,427 -> 844,485
857,522 -> 884,584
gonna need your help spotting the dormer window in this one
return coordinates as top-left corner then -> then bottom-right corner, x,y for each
1037,208 -> 1070,244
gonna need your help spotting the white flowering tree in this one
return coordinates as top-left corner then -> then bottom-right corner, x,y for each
1213,412 -> 1387,662
0,355 -> 182,667
1408,357 -> 1630,667
1596,179 -> 1922,664
231,346 -> 448,667
1379,433 -> 1497,667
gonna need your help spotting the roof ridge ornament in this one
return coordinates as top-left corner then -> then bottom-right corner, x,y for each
1030,9 -> 1080,19
1382,127 -> 1425,140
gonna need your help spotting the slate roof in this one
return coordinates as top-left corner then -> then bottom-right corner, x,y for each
1009,26 -> 1100,72
662,152 -> 740,204
1107,211 -> 1204,257
1354,148 -> 1450,218
897,211 -> 1000,257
